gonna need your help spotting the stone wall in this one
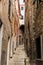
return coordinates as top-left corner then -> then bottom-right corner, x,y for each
0,0 -> 11,65
25,0 -> 43,64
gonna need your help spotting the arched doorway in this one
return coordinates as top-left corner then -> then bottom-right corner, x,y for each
36,36 -> 41,59
20,25 -> 25,33
1,20 -> 11,65
19,25 -> 25,45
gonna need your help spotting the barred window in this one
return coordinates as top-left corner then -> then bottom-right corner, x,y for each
21,7 -> 24,10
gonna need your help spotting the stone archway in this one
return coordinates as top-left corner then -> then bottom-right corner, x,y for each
0,20 -> 11,65
19,25 -> 25,33
19,25 -> 25,43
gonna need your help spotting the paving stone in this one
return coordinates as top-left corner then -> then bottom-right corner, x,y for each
9,44 -> 30,65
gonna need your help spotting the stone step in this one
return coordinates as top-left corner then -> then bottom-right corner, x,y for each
9,45 -> 30,65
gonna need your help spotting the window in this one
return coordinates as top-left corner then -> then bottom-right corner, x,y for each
23,0 -> 25,2
21,7 -> 24,10
8,0 -> 11,20
20,15 -> 23,19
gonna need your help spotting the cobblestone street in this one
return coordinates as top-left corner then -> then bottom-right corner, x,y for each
9,44 -> 30,65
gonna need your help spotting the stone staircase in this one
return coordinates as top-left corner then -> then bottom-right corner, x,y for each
9,44 -> 30,65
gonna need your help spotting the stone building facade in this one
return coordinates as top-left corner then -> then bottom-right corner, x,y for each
0,0 -> 11,65
0,0 -> 25,65
0,0 -> 20,65
25,0 -> 43,65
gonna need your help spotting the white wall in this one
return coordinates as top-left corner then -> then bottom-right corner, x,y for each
19,3 -> 25,26
0,25 -> 3,65
7,39 -> 10,65
19,19 -> 25,25
19,0 -> 24,4
20,4 -> 25,17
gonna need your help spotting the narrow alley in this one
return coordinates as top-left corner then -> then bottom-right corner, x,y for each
9,44 -> 30,65
0,0 -> 43,65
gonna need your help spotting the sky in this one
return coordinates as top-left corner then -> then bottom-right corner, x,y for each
19,0 -> 25,25
19,0 -> 23,4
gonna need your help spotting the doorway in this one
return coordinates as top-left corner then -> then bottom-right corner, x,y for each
36,36 -> 41,59
19,35 -> 22,45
